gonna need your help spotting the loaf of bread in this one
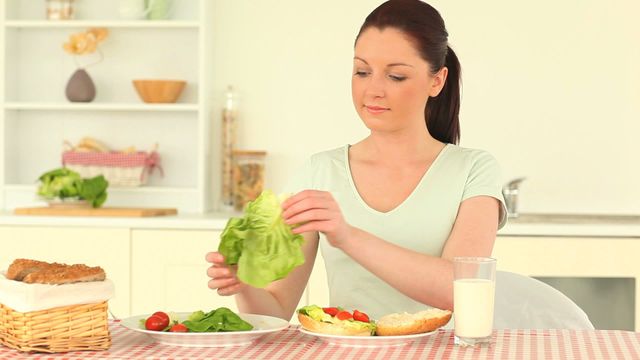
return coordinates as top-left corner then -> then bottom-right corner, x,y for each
375,308 -> 452,336
6,258 -> 106,285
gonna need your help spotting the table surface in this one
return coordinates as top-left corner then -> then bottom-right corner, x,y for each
1,321 -> 640,359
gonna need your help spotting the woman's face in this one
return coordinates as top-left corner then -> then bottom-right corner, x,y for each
352,27 -> 446,134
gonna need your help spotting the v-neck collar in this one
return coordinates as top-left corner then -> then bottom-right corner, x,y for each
343,143 -> 450,215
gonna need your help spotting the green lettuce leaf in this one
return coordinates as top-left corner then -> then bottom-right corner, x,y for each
218,190 -> 305,288
78,174 -> 109,208
298,305 -> 330,321
182,307 -> 253,332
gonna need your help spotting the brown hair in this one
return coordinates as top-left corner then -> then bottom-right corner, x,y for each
355,0 -> 461,144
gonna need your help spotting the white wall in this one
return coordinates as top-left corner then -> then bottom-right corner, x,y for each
210,0 -> 640,215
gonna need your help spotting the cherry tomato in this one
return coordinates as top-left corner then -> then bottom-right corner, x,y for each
322,307 -> 339,316
169,323 -> 188,332
335,310 -> 353,320
145,315 -> 167,331
353,310 -> 370,323
152,312 -> 170,326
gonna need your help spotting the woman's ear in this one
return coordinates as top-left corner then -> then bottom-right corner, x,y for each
429,67 -> 448,97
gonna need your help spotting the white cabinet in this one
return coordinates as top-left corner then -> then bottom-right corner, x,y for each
0,0 -> 216,213
493,236 -> 640,331
130,229 -> 237,315
0,224 -> 228,319
0,221 -> 313,322
0,225 -> 131,317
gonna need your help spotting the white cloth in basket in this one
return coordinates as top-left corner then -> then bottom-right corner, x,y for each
0,271 -> 114,312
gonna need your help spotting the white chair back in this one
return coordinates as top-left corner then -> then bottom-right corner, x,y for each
494,271 -> 594,329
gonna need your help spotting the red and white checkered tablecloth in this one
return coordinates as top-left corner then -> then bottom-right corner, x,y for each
1,321 -> 639,359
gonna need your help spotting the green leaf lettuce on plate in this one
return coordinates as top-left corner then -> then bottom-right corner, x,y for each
218,190 -> 305,288
182,307 -> 253,332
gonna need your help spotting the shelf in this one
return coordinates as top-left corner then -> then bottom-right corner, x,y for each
4,184 -> 199,194
4,102 -> 199,112
1,0 -> 213,213
3,20 -> 200,29
3,184 -> 202,212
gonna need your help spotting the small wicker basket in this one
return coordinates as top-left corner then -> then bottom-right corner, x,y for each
62,149 -> 162,187
0,301 -> 111,353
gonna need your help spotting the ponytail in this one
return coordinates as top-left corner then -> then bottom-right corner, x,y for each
425,46 -> 461,145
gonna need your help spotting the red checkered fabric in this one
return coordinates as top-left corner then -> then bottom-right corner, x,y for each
61,151 -> 163,180
1,322 -> 639,359
62,151 -> 152,168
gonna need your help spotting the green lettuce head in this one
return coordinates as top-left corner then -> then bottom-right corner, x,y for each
218,190 -> 305,288
36,167 -> 108,208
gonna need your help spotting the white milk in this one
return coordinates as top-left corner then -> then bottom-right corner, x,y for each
453,278 -> 495,338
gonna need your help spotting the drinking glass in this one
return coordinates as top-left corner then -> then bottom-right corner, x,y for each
453,257 -> 496,346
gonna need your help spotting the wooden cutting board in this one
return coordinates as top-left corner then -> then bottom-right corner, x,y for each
14,207 -> 178,217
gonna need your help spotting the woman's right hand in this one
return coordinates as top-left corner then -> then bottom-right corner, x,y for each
205,252 -> 246,296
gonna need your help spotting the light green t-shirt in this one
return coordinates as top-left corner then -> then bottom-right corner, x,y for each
284,144 -> 507,320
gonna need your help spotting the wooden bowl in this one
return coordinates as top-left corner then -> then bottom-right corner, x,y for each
132,79 -> 186,103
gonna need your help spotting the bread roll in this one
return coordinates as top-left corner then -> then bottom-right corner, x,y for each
375,308 -> 452,336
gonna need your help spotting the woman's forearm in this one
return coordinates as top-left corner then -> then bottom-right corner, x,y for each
340,227 -> 454,310
337,197 -> 499,310
235,287 -> 289,319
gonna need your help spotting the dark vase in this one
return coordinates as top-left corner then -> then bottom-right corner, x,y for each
65,68 -> 96,102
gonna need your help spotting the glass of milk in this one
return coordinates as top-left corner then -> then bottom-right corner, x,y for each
453,257 -> 496,346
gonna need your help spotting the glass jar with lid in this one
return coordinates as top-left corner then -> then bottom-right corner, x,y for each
220,86 -> 237,210
231,150 -> 266,211
46,0 -> 75,20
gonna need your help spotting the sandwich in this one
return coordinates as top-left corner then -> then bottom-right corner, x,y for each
297,305 -> 376,336
298,304 -> 452,337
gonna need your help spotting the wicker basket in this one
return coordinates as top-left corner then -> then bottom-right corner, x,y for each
0,301 -> 111,353
62,150 -> 162,187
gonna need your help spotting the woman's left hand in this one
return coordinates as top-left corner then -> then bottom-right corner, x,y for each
281,190 -> 353,249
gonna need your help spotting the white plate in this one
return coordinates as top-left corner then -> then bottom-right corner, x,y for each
120,312 -> 289,347
299,327 -> 435,348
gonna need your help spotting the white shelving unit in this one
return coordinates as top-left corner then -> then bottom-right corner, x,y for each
4,102 -> 199,111
4,20 -> 201,28
0,0 -> 215,213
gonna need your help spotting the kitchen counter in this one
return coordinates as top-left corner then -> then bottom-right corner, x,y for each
1,210 -> 640,236
499,213 -> 640,237
0,211 -> 235,230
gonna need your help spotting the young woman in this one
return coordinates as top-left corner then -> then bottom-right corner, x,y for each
206,0 -> 506,321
